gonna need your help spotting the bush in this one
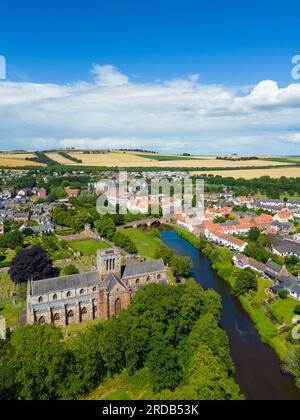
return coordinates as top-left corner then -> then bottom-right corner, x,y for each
279,290 -> 288,300
62,264 -> 79,276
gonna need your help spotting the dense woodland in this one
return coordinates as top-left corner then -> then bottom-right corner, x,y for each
0,281 -> 241,400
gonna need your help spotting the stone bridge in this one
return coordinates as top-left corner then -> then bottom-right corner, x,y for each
117,217 -> 174,230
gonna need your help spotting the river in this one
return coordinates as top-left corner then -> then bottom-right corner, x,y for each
160,229 -> 300,401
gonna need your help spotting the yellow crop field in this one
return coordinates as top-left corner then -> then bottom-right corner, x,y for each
193,167 -> 300,179
0,158 -> 45,167
0,152 -> 36,160
45,152 -> 77,165
46,151 -> 292,169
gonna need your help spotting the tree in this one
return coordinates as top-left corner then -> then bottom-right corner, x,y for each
95,216 -> 116,240
0,339 -> 16,400
0,231 -> 23,250
113,232 -> 137,254
98,319 -> 124,376
186,313 -> 234,375
248,227 -> 261,242
21,228 -> 34,236
146,337 -> 181,393
63,328 -> 105,398
9,324 -> 69,400
233,268 -> 258,296
62,264 -> 79,276
9,246 -> 56,284
154,246 -> 175,266
171,255 -> 192,278
180,344 -> 240,400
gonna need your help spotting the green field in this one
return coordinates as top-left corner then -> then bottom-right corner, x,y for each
68,239 -> 111,255
123,228 -> 163,259
262,157 -> 300,165
133,153 -> 202,162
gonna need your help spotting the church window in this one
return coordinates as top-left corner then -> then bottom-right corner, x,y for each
67,310 -> 74,324
38,296 -> 43,303
53,294 -> 58,301
67,291 -> 71,298
115,298 -> 122,316
157,274 -> 162,280
80,289 -> 84,295
53,313 -> 60,321
38,316 -> 45,324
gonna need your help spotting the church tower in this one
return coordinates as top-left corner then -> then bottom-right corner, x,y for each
97,249 -> 122,280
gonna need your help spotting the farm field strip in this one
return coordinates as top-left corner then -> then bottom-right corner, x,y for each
0,157 -> 45,167
193,167 -> 300,179
46,151 -> 293,168
0,152 -> 36,159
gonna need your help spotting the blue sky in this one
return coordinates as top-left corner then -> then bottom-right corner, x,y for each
1,0 -> 299,85
0,0 -> 300,154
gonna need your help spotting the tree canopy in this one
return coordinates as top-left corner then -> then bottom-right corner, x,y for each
9,246 -> 57,284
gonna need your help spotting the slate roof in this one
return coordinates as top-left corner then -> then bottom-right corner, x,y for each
271,237 -> 300,256
105,272 -> 127,293
290,284 -> 300,296
265,259 -> 283,274
122,259 -> 166,279
31,272 -> 101,296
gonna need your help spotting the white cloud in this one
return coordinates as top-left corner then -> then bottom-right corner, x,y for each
0,64 -> 300,154
91,64 -> 129,86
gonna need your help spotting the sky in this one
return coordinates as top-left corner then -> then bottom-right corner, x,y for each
0,0 -> 300,154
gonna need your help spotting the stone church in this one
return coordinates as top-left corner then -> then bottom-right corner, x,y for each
26,249 -> 169,326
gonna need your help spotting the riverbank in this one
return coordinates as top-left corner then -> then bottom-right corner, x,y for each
166,224 -> 300,389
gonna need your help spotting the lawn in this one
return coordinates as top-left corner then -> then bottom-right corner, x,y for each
269,297 -> 299,325
83,368 -> 155,400
0,249 -> 16,268
239,277 -> 298,360
122,228 -> 163,259
0,273 -> 26,328
68,239 -> 111,255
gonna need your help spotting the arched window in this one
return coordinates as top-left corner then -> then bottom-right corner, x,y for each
80,307 -> 88,322
53,313 -> 60,322
38,296 -> 43,303
38,316 -> 45,324
66,291 -> 71,298
93,286 -> 97,292
136,278 -> 140,285
67,310 -> 74,325
53,294 -> 58,301
115,298 -> 122,316
80,289 -> 84,295
147,276 -> 151,282
157,274 -> 162,280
